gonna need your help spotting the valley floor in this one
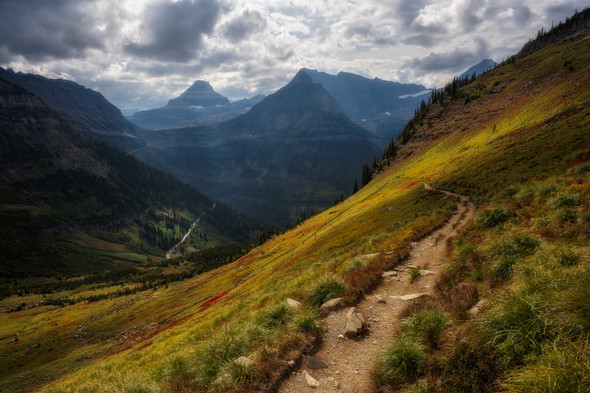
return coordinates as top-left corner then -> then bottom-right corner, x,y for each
279,184 -> 474,392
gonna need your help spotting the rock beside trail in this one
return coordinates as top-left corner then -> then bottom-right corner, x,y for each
420,269 -> 436,275
235,356 -> 253,368
345,308 -> 367,337
468,299 -> 486,315
382,270 -> 397,278
286,298 -> 302,309
319,297 -> 347,316
302,370 -> 320,388
307,356 -> 328,369
392,293 -> 429,301
328,376 -> 340,389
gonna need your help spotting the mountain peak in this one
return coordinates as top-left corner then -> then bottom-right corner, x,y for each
167,80 -> 229,108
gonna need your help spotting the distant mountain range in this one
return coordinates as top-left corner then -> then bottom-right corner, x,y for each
128,81 -> 264,130
0,67 -> 145,153
136,70 -> 382,225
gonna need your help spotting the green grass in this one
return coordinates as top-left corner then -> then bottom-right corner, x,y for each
376,336 -> 426,386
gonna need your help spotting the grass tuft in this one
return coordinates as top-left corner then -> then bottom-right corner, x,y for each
551,247 -> 581,266
294,309 -> 322,333
375,336 -> 426,386
308,277 -> 348,307
475,206 -> 510,229
259,303 -> 294,329
402,308 -> 451,349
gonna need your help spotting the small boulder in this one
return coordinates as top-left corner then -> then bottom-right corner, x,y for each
302,370 -> 320,388
235,356 -> 253,368
420,269 -> 435,275
307,356 -> 328,370
319,297 -> 347,316
345,312 -> 367,338
382,270 -> 397,278
287,360 -> 296,367
468,299 -> 486,316
286,298 -> 302,309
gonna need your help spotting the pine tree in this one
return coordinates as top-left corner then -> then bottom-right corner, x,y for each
352,179 -> 359,194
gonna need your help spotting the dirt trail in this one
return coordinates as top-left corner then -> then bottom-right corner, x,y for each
278,184 -> 474,393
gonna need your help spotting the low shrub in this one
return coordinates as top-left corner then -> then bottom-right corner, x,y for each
475,207 -> 510,229
308,277 -> 348,307
441,342 -> 499,393
376,336 -> 426,386
402,379 -> 431,393
409,268 -> 421,283
558,207 -> 578,222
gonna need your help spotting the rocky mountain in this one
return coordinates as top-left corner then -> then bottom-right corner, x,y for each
0,76 -> 262,275
137,70 -> 382,225
303,68 -> 429,143
0,67 -> 145,153
128,80 -> 264,129
459,58 -> 497,80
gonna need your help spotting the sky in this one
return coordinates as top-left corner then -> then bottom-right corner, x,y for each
0,0 -> 587,112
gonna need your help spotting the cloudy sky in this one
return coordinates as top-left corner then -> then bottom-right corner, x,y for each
0,0 -> 586,112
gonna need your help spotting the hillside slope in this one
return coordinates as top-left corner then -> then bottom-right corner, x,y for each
1,15 -> 589,393
0,77 -> 262,275
0,68 -> 145,152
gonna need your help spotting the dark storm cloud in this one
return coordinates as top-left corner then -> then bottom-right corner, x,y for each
124,0 -> 221,62
0,0 -> 105,61
395,0 -> 430,26
546,2 -> 586,23
407,38 -> 489,72
222,10 -> 267,43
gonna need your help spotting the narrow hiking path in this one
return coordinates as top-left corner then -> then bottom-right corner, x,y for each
278,184 -> 474,392
166,203 -> 216,259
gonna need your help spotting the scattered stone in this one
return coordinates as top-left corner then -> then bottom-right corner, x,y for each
362,253 -> 380,259
420,269 -> 436,275
235,356 -> 253,368
287,360 -> 296,367
319,297 -> 347,316
335,370 -> 340,375
375,295 -> 387,304
345,311 -> 367,337
337,334 -> 344,340
303,370 -> 320,388
392,293 -> 429,301
421,285 -> 430,290
346,307 -> 358,318
307,356 -> 328,370
286,298 -> 302,309
381,270 -> 397,278
468,299 -> 486,315
328,376 -> 340,389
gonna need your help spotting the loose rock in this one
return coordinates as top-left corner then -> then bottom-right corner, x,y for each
381,270 -> 397,278
320,297 -> 347,316
286,298 -> 302,309
328,376 -> 340,389
392,293 -> 429,301
302,370 -> 320,388
235,356 -> 253,368
307,356 -> 328,370
345,311 -> 367,337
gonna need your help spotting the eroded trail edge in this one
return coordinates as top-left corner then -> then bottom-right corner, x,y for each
278,184 -> 474,392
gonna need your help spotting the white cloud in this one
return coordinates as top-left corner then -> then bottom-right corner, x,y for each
1,0 -> 587,109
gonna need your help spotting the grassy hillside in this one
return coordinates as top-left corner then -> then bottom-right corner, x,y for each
1,19 -> 589,393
